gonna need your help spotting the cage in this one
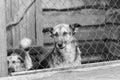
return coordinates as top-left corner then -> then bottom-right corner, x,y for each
0,0 -> 120,79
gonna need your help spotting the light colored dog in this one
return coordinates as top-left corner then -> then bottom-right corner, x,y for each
7,38 -> 33,74
43,23 -> 82,68
7,52 -> 26,74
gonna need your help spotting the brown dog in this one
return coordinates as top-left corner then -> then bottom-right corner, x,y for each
43,23 -> 81,68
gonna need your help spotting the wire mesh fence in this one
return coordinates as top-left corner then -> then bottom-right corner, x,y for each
42,0 -> 120,64
7,0 -> 120,75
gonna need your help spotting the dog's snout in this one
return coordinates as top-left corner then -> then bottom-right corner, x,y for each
57,41 -> 65,49
58,43 -> 63,48
8,68 -> 15,73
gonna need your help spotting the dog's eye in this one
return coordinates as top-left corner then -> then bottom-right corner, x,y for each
63,32 -> 68,36
54,33 -> 59,37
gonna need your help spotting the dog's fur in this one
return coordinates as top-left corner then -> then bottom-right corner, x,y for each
7,38 -> 33,74
7,52 -> 26,74
43,23 -> 82,68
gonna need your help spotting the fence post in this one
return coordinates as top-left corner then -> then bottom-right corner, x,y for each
36,0 -> 44,46
0,0 -> 8,77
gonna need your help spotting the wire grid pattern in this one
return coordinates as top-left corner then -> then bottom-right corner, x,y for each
42,0 -> 120,64
8,0 -> 120,71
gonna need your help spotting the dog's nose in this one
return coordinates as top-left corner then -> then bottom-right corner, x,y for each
57,43 -> 63,48
8,68 -> 15,73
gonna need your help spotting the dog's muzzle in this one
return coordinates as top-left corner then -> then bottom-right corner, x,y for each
56,42 -> 66,49
8,67 -> 15,73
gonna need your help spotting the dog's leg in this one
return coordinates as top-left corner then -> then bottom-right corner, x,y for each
25,51 -> 33,70
67,46 -> 81,67
75,47 -> 81,65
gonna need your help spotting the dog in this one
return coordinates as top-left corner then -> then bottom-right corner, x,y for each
7,51 -> 26,74
43,23 -> 82,68
7,38 -> 33,74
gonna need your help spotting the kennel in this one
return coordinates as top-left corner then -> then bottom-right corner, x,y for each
1,0 -> 120,79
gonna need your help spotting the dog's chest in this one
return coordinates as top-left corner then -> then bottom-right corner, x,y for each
61,44 -> 76,63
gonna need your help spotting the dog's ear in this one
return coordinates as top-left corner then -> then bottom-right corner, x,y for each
42,27 -> 54,37
69,23 -> 81,34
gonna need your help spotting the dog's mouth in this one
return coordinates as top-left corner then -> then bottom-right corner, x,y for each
58,46 -> 65,49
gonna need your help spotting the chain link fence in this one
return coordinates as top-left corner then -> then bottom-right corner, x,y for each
7,0 -> 120,74
42,0 -> 120,64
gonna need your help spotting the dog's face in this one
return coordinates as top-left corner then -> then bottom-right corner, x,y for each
53,24 -> 75,49
7,53 -> 25,73
43,23 -> 81,49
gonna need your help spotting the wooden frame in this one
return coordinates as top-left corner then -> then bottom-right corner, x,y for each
0,0 -> 8,77
1,60 -> 120,80
2,0 -> 120,79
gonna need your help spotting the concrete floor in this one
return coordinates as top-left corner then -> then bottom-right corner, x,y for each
35,65 -> 120,80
